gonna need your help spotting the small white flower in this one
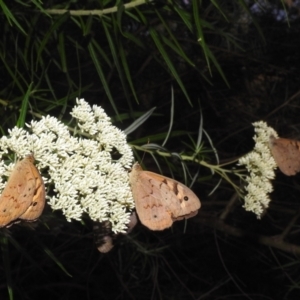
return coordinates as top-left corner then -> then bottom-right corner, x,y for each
238,121 -> 278,218
0,98 -> 134,233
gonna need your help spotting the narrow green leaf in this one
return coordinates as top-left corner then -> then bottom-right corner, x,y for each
149,28 -> 192,105
36,13 -> 70,70
102,18 -> 130,102
124,107 -> 156,135
88,42 -> 119,117
122,11 -> 146,47
29,0 -> 51,17
161,36 -> 195,66
173,5 -> 193,31
17,82 -> 33,127
155,9 -> 195,66
0,52 -> 25,93
141,143 -> 168,151
58,32 -> 67,73
204,46 -> 229,86
0,0 -> 26,35
119,45 -> 139,103
196,101 -> 203,149
89,35 -> 112,67
192,0 -> 211,72
162,87 -> 174,147
210,0 -> 229,21
43,246 -> 72,277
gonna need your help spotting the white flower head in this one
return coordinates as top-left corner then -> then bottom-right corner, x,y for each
0,98 -> 134,233
238,121 -> 278,218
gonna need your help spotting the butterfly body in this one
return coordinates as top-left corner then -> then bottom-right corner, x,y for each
129,163 -> 201,231
0,155 -> 45,227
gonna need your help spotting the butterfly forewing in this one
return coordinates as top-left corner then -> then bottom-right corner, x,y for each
174,182 -> 201,218
0,155 -> 45,227
269,136 -> 300,176
19,160 -> 45,221
130,169 -> 172,230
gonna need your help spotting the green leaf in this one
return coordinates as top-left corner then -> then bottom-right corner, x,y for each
124,107 -> 156,135
36,13 -> 69,70
88,41 -> 119,117
17,83 -> 33,127
0,0 -> 26,35
162,87 -> 174,147
149,28 -> 192,105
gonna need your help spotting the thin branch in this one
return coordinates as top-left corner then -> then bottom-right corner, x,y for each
45,0 -> 147,16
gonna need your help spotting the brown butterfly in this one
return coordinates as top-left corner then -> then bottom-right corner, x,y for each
269,135 -> 300,176
0,155 -> 45,227
94,212 -> 137,253
129,162 -> 201,231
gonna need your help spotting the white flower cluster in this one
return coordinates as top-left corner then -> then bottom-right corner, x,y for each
0,98 -> 134,233
238,121 -> 278,218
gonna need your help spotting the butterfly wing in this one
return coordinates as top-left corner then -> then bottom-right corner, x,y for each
131,170 -> 174,230
130,163 -> 201,231
0,157 -> 37,227
159,174 -> 201,219
269,136 -> 300,176
18,157 -> 45,222
94,221 -> 115,253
